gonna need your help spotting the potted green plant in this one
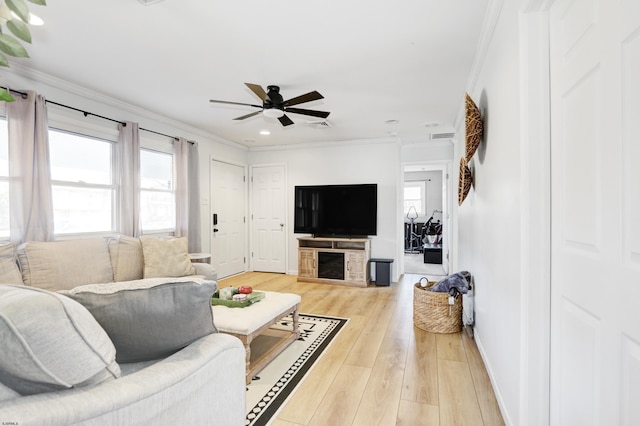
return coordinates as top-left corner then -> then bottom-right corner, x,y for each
0,0 -> 46,101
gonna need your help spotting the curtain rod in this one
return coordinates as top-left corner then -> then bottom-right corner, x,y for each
46,99 -> 125,126
1,86 -> 188,142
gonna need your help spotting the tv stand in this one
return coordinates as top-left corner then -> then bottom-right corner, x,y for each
297,237 -> 371,287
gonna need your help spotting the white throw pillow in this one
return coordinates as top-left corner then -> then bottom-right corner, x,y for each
17,238 -> 114,291
140,236 -> 195,278
108,235 -> 144,282
0,380 -> 20,402
0,285 -> 120,395
0,243 -> 22,285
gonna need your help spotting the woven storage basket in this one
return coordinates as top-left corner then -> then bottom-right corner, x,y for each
413,279 -> 462,334
458,157 -> 473,206
465,92 -> 483,162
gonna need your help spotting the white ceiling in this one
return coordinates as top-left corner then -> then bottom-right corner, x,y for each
16,0 -> 489,148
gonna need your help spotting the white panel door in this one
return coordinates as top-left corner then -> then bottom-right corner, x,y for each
549,1 -> 640,425
210,160 -> 246,279
250,165 -> 286,273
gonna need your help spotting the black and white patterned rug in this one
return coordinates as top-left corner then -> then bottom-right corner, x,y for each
245,313 -> 347,426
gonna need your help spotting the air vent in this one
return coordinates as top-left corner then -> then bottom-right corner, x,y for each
306,120 -> 333,128
430,132 -> 455,140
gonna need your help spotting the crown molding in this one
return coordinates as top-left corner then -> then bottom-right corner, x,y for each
247,135 -> 400,152
454,0 -> 506,131
4,64 -> 247,151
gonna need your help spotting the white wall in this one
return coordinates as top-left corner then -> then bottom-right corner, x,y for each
456,0 -> 523,424
4,67 -> 248,253
248,139 -> 400,277
247,138 -> 456,281
5,66 -> 457,285
401,140 -> 453,163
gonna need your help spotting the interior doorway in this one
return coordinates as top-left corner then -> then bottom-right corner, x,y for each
210,159 -> 247,279
402,164 -> 448,278
249,164 -> 287,273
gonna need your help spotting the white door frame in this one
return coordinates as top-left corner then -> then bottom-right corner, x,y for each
518,2 -> 552,425
399,160 -> 452,277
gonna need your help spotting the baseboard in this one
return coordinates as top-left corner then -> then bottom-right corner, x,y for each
474,331 -> 514,426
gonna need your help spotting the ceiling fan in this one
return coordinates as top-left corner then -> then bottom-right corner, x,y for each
209,83 -> 330,127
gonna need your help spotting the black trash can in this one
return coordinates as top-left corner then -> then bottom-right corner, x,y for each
370,258 -> 394,286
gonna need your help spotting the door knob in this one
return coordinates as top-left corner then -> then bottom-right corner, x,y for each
213,228 -> 219,233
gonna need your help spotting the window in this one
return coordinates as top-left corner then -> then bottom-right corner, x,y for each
404,181 -> 425,216
49,129 -> 115,235
140,149 -> 175,232
0,117 -> 8,239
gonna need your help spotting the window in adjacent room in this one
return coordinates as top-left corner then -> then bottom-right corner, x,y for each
403,181 -> 425,216
49,129 -> 116,235
0,116 -> 8,239
140,148 -> 175,233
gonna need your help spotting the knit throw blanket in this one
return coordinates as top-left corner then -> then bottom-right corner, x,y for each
430,271 -> 472,296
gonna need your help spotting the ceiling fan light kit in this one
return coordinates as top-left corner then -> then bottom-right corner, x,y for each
210,83 -> 330,127
263,108 -> 285,118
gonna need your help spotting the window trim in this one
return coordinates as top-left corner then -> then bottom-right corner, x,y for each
139,147 -> 176,234
49,127 -> 117,236
404,180 -> 426,216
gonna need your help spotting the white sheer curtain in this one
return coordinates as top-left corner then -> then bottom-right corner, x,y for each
174,137 -> 188,238
118,121 -> 141,237
187,141 -> 201,252
7,90 -> 54,244
174,137 -> 201,252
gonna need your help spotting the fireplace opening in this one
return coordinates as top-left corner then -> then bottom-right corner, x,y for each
318,252 -> 344,280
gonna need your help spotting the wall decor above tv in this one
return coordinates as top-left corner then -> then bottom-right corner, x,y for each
294,184 -> 377,237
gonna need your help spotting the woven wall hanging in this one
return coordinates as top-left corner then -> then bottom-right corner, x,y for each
465,93 -> 483,162
458,157 -> 472,205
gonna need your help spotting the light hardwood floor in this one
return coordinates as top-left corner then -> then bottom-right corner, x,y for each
220,272 -> 505,426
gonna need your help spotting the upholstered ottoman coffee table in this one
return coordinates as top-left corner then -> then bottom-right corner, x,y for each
212,291 -> 301,384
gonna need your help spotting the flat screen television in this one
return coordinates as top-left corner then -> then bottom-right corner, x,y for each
294,184 -> 377,237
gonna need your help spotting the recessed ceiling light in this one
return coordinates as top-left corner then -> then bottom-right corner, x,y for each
259,130 -> 271,136
385,119 -> 399,125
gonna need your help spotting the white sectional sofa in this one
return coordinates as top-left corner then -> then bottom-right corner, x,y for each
0,236 -> 246,426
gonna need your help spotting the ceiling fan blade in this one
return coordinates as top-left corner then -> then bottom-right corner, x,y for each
245,83 -> 268,101
283,90 -> 324,107
233,111 -> 262,120
209,99 -> 262,108
285,107 -> 330,119
278,114 -> 294,126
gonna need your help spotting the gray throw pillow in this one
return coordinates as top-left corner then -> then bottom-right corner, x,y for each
62,279 -> 218,363
0,285 -> 120,395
